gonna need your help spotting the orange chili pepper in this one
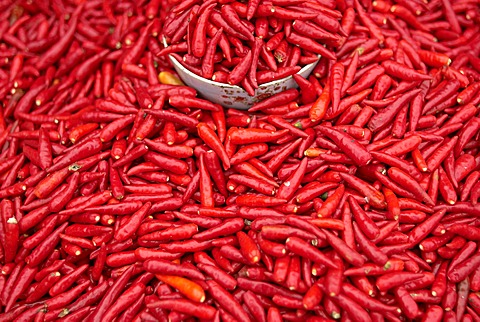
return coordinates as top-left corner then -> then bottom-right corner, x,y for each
156,274 -> 206,303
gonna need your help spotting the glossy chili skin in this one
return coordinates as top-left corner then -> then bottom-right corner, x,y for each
1,0 -> 480,321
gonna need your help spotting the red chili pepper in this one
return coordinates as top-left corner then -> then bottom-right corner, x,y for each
276,157 -> 307,200
86,266 -> 135,322
462,171 -> 480,202
327,88 -> 373,120
48,172 -> 80,212
438,165 -> 457,205
230,143 -> 268,165
448,251 -> 480,283
339,172 -> 385,209
424,80 -> 461,115
143,150 -> 188,175
99,115 -> 135,143
348,65 -> 386,97
4,265 -> 37,312
377,272 -> 424,294
340,50 -> 360,96
240,292 -> 267,322
272,255 -> 290,284
257,65 -> 302,84
22,216 -> 57,252
207,280 -> 251,322
408,209 -> 446,246
36,13 -> 80,70
440,0 -> 462,33
26,271 -> 61,304
266,139 -> 305,175
284,236 -> 337,270
169,95 -> 220,112
37,128 -> 53,171
49,263 -> 88,298
1,201 -> 18,264
148,297 -> 217,320
221,4 -> 255,41
425,136 -> 458,172
329,290 -> 373,322
84,201 -> 143,216
388,167 -> 434,206
454,154 -> 476,183
197,122 -> 230,170
114,202 -> 152,242
31,167 -> 68,200
47,137 -> 103,173
229,174 -> 275,195
393,286 -> 419,319
348,196 -> 380,239
454,118 -> 480,158
239,278 -> 300,305
354,0 -> 385,43
322,229 -> 365,267
316,126 -> 372,166
192,218 -> 244,242
234,231 -> 259,264
330,63 -> 345,111
315,184 -> 343,218
0,157 -> 20,178
229,128 -> 289,144
143,259 -> 204,281
370,74 -> 393,101
368,89 -> 421,132
286,32 -> 335,60
198,262 -> 237,291
469,294 -> 480,317
226,50 -> 253,86
199,27 -> 223,79
268,115 -> 309,138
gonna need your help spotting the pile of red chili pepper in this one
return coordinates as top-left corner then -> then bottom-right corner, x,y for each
0,0 -> 480,321
158,0 -> 343,94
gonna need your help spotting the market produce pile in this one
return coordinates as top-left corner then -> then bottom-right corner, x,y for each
0,0 -> 480,321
